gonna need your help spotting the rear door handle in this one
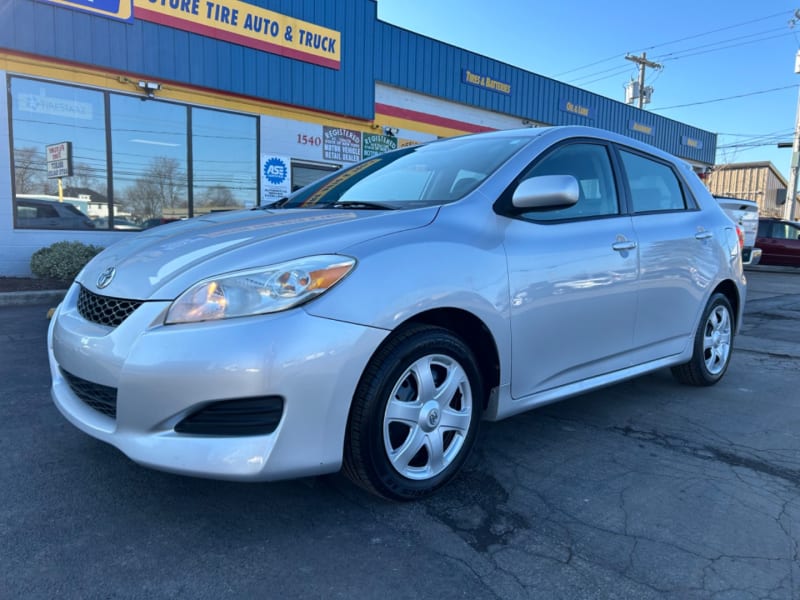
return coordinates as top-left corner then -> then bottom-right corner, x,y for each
612,241 -> 637,252
695,231 -> 713,240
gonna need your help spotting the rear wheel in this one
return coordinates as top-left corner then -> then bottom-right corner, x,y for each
343,325 -> 483,500
671,293 -> 734,386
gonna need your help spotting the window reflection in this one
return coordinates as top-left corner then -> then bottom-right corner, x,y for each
111,96 -> 188,228
10,78 -> 107,230
9,77 -> 259,230
192,108 -> 257,215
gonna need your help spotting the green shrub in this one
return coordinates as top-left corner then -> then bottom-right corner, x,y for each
30,241 -> 104,282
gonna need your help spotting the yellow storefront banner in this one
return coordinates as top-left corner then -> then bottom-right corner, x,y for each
133,0 -> 341,69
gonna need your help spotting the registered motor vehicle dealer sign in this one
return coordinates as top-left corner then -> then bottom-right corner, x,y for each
46,141 -> 73,179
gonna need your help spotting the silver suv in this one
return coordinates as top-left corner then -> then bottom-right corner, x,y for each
48,126 -> 746,500
15,196 -> 95,230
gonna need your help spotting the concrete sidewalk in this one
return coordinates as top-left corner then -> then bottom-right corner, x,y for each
0,289 -> 66,307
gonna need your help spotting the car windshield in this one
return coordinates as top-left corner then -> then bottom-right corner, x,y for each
272,134 -> 532,210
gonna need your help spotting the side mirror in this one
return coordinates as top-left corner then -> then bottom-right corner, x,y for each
512,175 -> 580,210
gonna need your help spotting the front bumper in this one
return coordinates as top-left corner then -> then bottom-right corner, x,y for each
48,284 -> 388,481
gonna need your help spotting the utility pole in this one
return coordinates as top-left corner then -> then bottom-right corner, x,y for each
783,15 -> 800,221
625,52 -> 662,109
783,82 -> 800,221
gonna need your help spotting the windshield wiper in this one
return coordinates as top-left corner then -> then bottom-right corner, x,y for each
329,201 -> 396,210
260,197 -> 289,209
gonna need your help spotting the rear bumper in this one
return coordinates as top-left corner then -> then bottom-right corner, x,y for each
743,247 -> 761,266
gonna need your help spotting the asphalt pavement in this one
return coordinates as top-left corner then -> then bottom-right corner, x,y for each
1,269 -> 799,599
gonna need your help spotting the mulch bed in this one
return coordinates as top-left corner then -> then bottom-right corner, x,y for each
0,277 -> 71,292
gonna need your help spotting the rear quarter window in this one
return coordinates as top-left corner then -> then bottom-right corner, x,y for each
620,150 -> 687,213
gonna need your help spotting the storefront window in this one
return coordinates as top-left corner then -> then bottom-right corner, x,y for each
10,77 -> 107,230
192,108 -> 257,215
111,96 -> 188,229
8,76 -> 259,231
292,161 -> 339,191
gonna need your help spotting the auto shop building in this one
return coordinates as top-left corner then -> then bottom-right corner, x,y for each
0,0 -> 717,275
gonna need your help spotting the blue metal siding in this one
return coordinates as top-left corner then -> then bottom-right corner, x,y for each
1,0 -> 376,120
0,0 -> 715,162
373,20 -> 715,163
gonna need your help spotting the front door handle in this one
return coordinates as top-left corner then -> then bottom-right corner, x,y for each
612,240 -> 637,252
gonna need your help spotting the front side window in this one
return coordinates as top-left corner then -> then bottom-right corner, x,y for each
620,150 -> 687,213
10,77 -> 107,229
514,143 -> 620,221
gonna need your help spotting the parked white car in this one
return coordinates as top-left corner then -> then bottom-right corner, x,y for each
49,126 -> 746,499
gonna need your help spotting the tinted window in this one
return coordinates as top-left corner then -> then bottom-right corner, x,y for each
769,222 -> 800,240
516,143 -> 619,221
620,150 -> 686,213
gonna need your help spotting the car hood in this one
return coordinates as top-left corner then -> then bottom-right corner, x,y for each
77,207 -> 437,300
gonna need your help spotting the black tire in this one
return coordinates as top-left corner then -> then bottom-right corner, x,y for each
343,324 -> 483,500
671,293 -> 734,386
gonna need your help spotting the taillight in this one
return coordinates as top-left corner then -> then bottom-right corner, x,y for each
735,225 -> 745,249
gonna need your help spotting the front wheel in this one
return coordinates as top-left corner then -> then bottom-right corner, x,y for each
343,325 -> 483,500
671,293 -> 734,386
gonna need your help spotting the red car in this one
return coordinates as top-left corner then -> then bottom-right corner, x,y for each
756,218 -> 800,266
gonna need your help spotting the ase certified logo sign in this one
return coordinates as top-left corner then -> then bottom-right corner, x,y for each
263,157 -> 288,185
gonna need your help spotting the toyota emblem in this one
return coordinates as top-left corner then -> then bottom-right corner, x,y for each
96,267 -> 116,289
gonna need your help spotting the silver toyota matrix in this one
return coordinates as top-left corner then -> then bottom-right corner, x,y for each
48,126 -> 746,500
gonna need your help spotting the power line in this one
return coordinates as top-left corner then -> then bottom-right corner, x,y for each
551,9 -> 793,77
570,30 -> 792,85
653,26 -> 788,61
716,129 -> 792,147
659,31 -> 794,63
717,129 -> 793,137
651,84 -> 799,111
717,140 -> 792,149
570,65 -> 636,86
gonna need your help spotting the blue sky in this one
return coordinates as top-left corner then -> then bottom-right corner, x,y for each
377,0 -> 799,180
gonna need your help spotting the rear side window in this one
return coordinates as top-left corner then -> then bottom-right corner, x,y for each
764,222 -> 800,240
620,150 -> 687,213
17,201 -> 58,219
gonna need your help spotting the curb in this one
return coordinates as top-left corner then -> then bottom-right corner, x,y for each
745,265 -> 800,274
0,290 -> 67,307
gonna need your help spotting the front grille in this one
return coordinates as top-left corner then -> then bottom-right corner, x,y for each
175,396 -> 284,436
61,369 -> 117,419
77,285 -> 143,327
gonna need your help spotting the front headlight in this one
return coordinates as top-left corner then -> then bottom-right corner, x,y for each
165,255 -> 356,324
